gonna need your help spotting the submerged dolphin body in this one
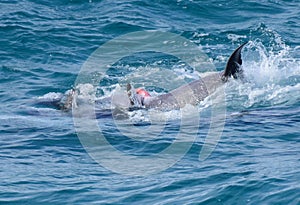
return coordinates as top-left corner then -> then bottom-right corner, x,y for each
127,43 -> 247,110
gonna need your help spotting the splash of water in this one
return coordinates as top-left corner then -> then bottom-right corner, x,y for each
226,39 -> 300,109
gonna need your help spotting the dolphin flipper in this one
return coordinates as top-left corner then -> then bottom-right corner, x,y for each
222,42 -> 247,81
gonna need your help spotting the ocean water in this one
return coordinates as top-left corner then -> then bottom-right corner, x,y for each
1,0 -> 300,204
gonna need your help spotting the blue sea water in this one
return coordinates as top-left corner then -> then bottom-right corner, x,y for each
1,0 -> 300,204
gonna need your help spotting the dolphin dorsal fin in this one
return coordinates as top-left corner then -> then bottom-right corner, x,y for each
222,42 -> 247,81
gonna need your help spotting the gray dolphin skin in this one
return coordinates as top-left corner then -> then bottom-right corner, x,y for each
127,42 -> 247,110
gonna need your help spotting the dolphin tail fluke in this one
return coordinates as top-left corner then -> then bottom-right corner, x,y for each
222,42 -> 247,82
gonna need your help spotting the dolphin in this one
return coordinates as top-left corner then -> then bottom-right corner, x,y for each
127,42 -> 247,110
37,43 -> 246,115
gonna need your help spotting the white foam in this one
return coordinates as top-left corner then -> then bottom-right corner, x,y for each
37,92 -> 63,101
226,40 -> 300,109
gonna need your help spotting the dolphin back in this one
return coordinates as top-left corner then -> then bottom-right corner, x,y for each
222,42 -> 247,81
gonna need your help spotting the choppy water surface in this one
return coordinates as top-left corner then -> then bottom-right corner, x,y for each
1,0 -> 300,204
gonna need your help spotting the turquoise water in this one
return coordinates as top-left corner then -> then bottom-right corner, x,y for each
1,0 -> 300,204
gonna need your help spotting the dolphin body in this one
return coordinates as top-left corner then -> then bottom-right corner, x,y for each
37,43 -> 246,116
127,43 -> 247,110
